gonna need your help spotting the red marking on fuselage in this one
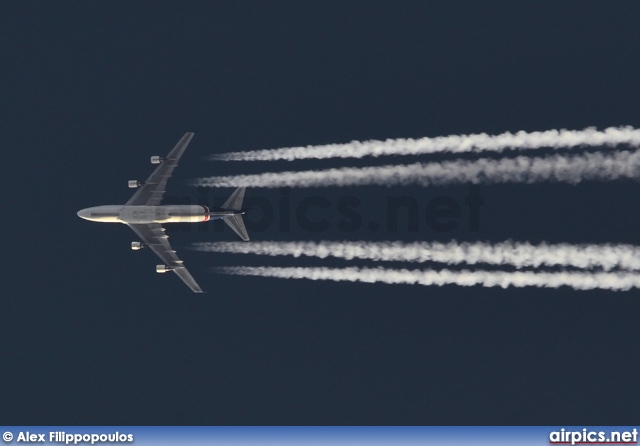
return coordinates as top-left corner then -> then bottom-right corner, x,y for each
201,205 -> 210,222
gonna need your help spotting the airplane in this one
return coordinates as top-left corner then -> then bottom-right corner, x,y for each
77,132 -> 249,293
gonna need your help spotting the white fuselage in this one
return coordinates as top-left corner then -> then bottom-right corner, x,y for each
77,205 -> 214,224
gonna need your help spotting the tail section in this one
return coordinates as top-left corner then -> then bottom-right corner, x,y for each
222,187 -> 250,241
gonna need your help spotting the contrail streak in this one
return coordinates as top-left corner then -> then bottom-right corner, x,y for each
210,126 -> 640,161
193,241 -> 640,272
214,266 -> 640,291
192,150 -> 640,188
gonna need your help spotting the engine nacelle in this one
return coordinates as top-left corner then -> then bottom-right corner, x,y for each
156,265 -> 172,273
131,241 -> 145,250
150,156 -> 165,164
128,180 -> 142,188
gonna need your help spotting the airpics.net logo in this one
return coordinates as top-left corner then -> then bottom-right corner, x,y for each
549,428 -> 638,445
2,431 -> 133,444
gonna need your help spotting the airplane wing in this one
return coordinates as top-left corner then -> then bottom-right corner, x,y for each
127,223 -> 203,293
126,132 -> 195,206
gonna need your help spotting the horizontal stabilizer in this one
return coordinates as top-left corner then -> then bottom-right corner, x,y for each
222,187 -> 246,211
223,215 -> 250,241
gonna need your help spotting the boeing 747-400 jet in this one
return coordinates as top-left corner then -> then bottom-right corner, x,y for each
77,132 -> 249,293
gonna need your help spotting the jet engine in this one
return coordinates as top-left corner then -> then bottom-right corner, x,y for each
131,241 -> 145,250
156,265 -> 172,273
150,156 -> 165,164
128,180 -> 142,188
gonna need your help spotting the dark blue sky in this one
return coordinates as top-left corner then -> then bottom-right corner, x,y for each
3,1 -> 640,424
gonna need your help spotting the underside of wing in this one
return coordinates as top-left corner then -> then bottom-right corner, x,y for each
127,223 -> 203,293
126,132 -> 195,206
172,267 -> 203,293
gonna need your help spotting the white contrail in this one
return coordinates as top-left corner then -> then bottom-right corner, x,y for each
214,266 -> 640,291
210,126 -> 640,161
193,241 -> 640,272
192,150 -> 640,188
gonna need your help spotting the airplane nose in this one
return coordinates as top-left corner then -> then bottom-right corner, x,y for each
77,209 -> 90,220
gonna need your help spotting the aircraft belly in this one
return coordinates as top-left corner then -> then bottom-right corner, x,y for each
115,206 -> 153,224
120,214 -> 205,224
118,205 -> 206,223
162,215 -> 207,223
159,205 -> 207,223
